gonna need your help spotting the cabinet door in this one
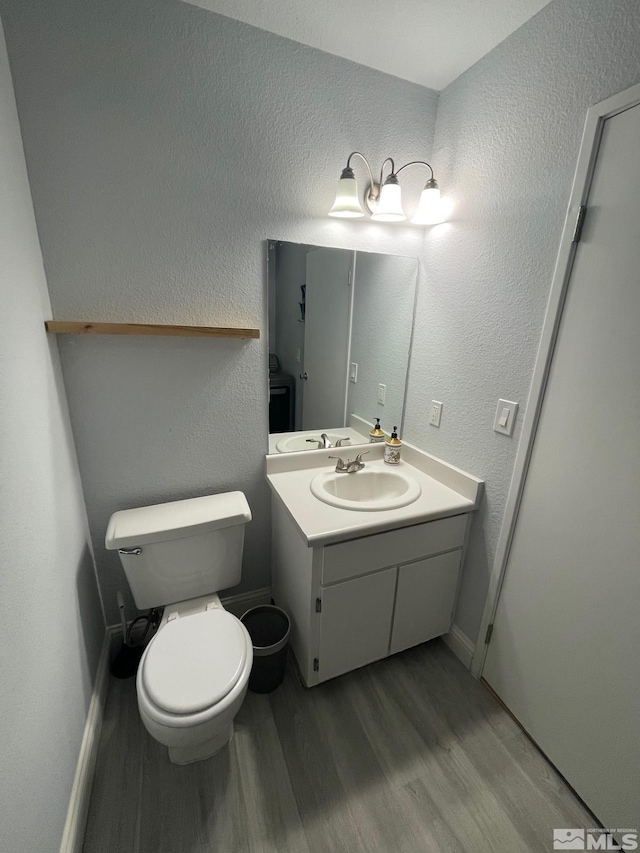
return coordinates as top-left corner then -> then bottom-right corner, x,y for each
390,550 -> 461,655
318,568 -> 397,683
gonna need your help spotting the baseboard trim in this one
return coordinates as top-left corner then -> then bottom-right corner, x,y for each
59,628 -> 111,853
221,586 -> 272,618
443,624 -> 475,670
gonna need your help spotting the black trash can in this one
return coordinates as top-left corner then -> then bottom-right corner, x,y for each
241,605 -> 291,693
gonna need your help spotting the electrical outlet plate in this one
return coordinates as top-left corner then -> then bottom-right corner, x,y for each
430,400 -> 443,427
493,399 -> 519,436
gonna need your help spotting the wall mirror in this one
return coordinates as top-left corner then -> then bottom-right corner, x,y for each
267,240 -> 418,453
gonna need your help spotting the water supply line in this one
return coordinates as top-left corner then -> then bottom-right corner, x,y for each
116,590 -> 163,648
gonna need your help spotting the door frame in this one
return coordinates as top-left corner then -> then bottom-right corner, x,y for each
471,81 -> 640,678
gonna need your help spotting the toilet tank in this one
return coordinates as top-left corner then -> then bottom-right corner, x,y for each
105,492 -> 252,609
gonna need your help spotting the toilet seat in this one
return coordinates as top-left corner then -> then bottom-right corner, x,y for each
138,610 -> 251,723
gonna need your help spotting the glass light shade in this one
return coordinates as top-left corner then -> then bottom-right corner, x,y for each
411,184 -> 444,225
370,182 -> 406,222
328,177 -> 365,218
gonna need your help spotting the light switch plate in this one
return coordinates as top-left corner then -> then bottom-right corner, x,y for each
349,362 -> 358,383
493,399 -> 519,436
377,384 -> 386,405
430,400 -> 443,427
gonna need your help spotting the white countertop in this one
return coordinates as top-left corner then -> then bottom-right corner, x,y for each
265,440 -> 483,546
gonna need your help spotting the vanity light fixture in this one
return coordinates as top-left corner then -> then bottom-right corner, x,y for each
328,152 -> 444,225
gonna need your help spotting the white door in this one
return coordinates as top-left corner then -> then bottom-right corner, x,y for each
302,248 -> 353,429
483,103 -> 640,828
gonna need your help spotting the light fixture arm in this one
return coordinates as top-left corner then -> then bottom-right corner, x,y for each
345,151 -> 375,187
395,160 -> 436,183
379,157 -> 396,186
396,160 -> 438,190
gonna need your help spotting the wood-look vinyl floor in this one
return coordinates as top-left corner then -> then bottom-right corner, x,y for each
83,640 -> 593,853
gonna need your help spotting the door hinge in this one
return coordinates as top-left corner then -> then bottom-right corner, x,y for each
348,268 -> 353,286
485,623 -> 494,645
315,597 -> 322,613
572,205 -> 587,244
313,658 -> 319,672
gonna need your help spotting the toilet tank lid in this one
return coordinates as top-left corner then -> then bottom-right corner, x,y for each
105,491 -> 252,549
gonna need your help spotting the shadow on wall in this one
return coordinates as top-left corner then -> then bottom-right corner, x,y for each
75,542 -> 104,702
47,336 -> 105,692
456,499 -> 491,644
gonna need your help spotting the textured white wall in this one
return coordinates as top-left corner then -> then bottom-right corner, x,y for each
0,20 -> 104,853
404,0 -> 640,642
0,0 -> 436,624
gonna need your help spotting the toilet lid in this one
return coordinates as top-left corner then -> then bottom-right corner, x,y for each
142,610 -> 248,715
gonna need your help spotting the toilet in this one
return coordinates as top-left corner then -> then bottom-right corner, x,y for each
105,491 -> 253,764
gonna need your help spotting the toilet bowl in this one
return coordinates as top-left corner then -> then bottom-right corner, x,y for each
136,597 -> 252,764
105,491 -> 254,764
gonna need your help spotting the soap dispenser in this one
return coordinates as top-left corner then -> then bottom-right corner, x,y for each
369,417 -> 386,443
384,426 -> 402,465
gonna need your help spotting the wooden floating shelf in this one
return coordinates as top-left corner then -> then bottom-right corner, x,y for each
45,321 -> 260,340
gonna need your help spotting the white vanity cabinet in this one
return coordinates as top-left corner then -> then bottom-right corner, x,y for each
271,499 -> 469,686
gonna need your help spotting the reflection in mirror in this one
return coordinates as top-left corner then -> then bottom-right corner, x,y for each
267,241 -> 418,453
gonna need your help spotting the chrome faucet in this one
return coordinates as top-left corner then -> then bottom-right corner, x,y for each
328,451 -> 368,473
306,435 -> 352,450
306,433 -> 336,449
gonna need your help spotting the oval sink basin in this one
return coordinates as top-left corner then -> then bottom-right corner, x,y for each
310,468 -> 422,512
276,432 -> 352,453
